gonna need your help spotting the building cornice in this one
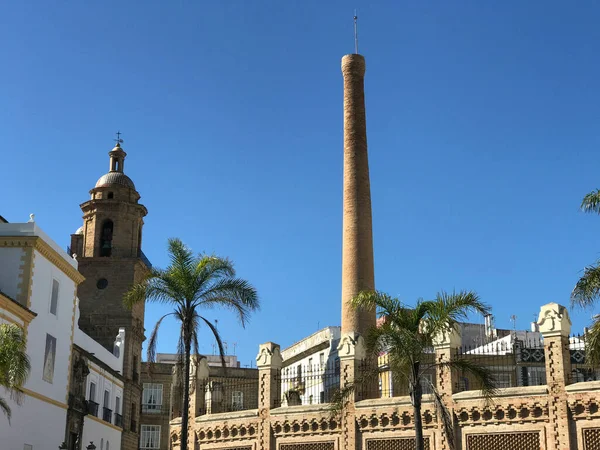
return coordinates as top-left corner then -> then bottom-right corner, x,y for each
0,236 -> 85,284
0,291 -> 36,325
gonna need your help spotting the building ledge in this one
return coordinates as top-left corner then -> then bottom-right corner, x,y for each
271,404 -> 333,416
195,409 -> 258,423
566,380 -> 600,394
453,385 -> 548,402
356,395 -> 434,410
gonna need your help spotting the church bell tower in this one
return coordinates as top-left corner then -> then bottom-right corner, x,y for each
70,138 -> 148,450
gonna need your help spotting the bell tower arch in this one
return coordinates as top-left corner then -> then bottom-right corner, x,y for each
70,138 -> 148,450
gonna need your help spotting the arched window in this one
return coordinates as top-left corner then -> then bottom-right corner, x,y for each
100,220 -> 114,257
100,438 -> 104,450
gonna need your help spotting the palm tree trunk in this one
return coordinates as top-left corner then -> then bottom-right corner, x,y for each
411,365 -> 425,450
180,332 -> 192,450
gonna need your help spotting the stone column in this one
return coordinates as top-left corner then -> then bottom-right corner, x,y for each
341,53 -> 376,337
337,332 -> 366,450
538,302 -> 572,450
433,325 -> 461,450
256,342 -> 283,450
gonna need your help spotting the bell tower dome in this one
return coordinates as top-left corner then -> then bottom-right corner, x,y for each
70,136 -> 148,450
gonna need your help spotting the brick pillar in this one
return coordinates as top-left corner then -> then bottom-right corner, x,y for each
337,332 -> 366,450
341,53 -> 376,337
538,302 -> 572,450
256,342 -> 282,450
433,325 -> 461,450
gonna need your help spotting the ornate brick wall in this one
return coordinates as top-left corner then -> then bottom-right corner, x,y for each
366,437 -> 430,450
465,431 -> 540,450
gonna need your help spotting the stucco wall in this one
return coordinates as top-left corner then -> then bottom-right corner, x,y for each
81,415 -> 122,450
1,394 -> 67,450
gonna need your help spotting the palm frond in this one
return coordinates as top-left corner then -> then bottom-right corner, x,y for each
442,358 -> 498,404
572,263 -> 600,308
146,313 -> 176,376
584,315 -> 600,367
198,278 -> 259,326
581,189 -> 600,214
198,316 -> 227,371
195,255 -> 235,283
0,396 -> 10,423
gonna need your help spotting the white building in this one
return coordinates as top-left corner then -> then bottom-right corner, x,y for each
74,307 -> 126,450
0,219 -> 125,450
280,326 -> 341,406
0,220 -> 84,450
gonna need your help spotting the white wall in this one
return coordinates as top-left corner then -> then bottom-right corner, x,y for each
1,394 -> 67,450
25,248 -> 77,404
81,415 -> 121,450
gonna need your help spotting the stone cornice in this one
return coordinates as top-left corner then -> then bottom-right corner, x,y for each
0,236 -> 85,284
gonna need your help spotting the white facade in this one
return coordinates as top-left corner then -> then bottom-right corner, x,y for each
0,221 -> 124,450
0,222 -> 81,450
280,327 -> 341,406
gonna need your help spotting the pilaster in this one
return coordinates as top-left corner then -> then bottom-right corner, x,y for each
433,325 -> 461,450
538,302 -> 572,450
256,342 -> 283,450
337,332 -> 366,450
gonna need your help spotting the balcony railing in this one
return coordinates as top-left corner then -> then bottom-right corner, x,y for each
114,412 -> 123,428
87,400 -> 99,417
102,407 -> 113,423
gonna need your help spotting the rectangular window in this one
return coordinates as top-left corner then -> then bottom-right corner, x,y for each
103,389 -> 110,408
142,383 -> 163,413
308,358 -> 313,372
42,334 -> 56,383
232,391 -> 244,410
50,279 -> 59,315
319,353 -> 325,367
140,425 -> 161,449
115,396 -> 121,414
89,382 -> 96,401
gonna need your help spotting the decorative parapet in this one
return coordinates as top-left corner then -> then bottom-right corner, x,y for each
432,324 -> 462,350
336,331 -> 366,361
537,302 -> 572,338
257,342 -> 283,369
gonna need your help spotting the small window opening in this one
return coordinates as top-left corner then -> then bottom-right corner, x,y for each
107,192 -> 114,199
100,220 -> 113,257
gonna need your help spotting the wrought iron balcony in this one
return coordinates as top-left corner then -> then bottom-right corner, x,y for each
102,407 -> 113,423
87,400 -> 99,417
114,412 -> 123,428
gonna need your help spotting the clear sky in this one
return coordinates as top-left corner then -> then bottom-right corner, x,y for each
2,1 -> 600,367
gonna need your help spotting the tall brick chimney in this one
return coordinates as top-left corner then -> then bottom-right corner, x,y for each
341,53 -> 376,336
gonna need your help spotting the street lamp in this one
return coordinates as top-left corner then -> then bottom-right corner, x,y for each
86,443 -> 96,450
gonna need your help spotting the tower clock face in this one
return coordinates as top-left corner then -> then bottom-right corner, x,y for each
97,278 -> 108,289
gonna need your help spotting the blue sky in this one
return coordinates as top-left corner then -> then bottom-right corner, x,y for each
2,1 -> 600,366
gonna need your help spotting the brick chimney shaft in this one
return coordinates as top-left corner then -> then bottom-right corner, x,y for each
341,54 -> 376,335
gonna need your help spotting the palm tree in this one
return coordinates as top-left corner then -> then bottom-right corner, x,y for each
124,238 -> 259,450
0,323 -> 31,423
572,189 -> 600,366
337,290 -> 497,450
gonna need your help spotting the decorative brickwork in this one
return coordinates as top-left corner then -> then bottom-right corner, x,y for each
583,428 -> 600,450
279,443 -> 334,450
465,432 -> 540,450
366,437 -> 430,450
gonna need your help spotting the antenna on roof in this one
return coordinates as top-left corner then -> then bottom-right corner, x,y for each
353,10 -> 359,54
510,315 -> 517,331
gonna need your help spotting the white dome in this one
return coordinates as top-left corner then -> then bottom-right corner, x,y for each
75,226 -> 84,235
